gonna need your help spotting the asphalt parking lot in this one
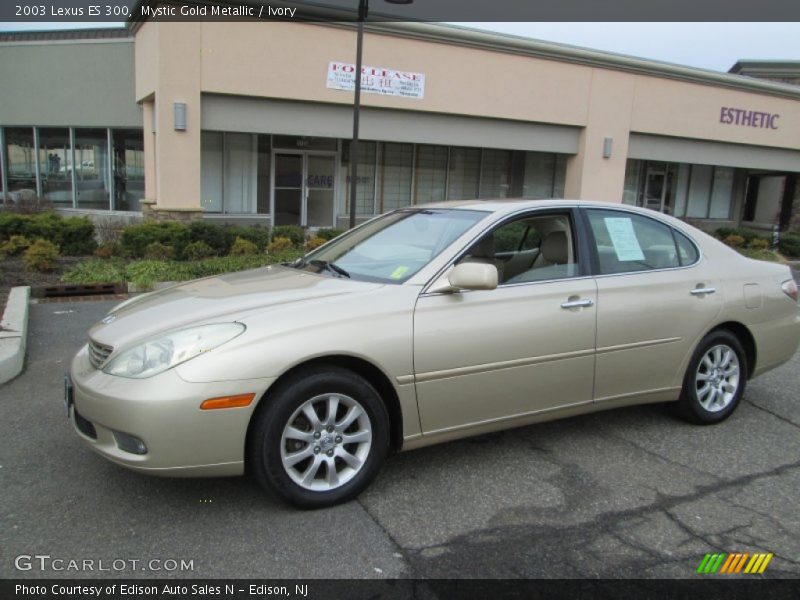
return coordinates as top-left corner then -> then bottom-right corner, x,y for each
1,296 -> 799,580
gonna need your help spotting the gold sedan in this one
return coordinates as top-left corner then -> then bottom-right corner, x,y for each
68,200 -> 800,508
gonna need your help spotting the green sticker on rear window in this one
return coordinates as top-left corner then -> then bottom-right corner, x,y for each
390,266 -> 409,279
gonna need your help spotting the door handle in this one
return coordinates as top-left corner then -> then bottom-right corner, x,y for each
690,287 -> 716,296
561,298 -> 594,309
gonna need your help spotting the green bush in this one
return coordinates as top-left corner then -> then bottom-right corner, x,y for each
23,239 -> 60,272
714,227 -> 768,245
184,240 -> 216,261
227,225 -> 270,251
271,225 -> 305,248
144,241 -> 175,261
187,221 -> 230,255
0,213 -> 96,255
779,233 -> 800,258
61,249 -> 306,287
315,228 -> 345,241
0,235 -> 32,256
120,221 -> 189,258
737,248 -> 781,262
229,236 -> 259,256
748,237 -> 770,250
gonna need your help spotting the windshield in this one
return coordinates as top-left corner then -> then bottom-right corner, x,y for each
290,209 -> 486,283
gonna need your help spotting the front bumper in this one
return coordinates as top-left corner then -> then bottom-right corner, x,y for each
68,344 -> 276,477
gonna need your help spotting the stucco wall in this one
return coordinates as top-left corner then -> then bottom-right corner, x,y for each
0,40 -> 141,128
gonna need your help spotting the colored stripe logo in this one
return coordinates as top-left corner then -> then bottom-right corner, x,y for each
697,552 -> 773,574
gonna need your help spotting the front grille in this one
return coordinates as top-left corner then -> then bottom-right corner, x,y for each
74,408 -> 97,439
87,338 -> 113,369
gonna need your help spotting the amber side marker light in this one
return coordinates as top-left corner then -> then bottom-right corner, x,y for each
200,393 -> 256,410
782,280 -> 798,302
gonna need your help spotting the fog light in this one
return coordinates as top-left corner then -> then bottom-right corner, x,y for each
113,431 -> 148,455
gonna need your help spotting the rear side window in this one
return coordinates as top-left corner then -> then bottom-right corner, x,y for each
674,230 -> 700,266
586,209 -> 694,274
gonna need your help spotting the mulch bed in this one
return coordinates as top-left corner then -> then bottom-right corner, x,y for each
0,256 -> 83,312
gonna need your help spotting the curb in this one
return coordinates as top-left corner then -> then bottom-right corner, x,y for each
0,286 -> 31,385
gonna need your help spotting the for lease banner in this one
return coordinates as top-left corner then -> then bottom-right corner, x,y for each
326,62 -> 426,100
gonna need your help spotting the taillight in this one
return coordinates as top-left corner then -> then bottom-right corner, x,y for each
782,279 -> 799,302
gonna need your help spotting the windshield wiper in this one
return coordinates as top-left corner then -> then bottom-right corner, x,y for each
309,259 -> 351,278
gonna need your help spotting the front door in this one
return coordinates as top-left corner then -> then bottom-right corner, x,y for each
413,210 -> 597,434
272,151 -> 336,227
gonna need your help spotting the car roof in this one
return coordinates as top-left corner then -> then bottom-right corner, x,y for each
419,198 -> 647,215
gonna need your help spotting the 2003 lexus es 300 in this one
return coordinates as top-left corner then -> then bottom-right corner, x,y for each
67,200 -> 800,507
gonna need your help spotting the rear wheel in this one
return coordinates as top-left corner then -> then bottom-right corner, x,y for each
677,330 -> 747,424
248,366 -> 390,508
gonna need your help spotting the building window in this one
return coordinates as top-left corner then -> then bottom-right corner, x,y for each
37,128 -> 72,206
522,151 -> 559,199
5,127 -> 36,195
201,131 -> 223,212
479,149 -> 512,198
447,147 -> 480,200
624,159 -> 736,220
379,142 -> 413,212
342,140 -> 376,215
112,129 -> 144,212
74,128 -> 110,210
414,144 -> 448,204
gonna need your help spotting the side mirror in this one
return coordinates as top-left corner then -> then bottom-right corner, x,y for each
429,262 -> 498,294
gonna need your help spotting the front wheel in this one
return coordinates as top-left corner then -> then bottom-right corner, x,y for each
676,330 -> 747,425
248,366 -> 390,508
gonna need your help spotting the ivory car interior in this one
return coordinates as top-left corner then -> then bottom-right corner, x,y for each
67,200 -> 800,508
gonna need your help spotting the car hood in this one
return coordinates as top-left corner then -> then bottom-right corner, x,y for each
88,265 -> 384,349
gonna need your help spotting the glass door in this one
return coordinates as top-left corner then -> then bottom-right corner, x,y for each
273,152 -> 303,226
305,153 -> 335,227
272,151 -> 336,227
643,164 -> 667,212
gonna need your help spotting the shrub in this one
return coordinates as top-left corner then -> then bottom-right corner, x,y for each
23,239 -> 60,272
229,236 -> 259,256
187,220 -> 230,255
227,225 -> 270,251
737,248 -> 781,262
715,227 -> 767,245
183,240 -> 216,261
0,213 -> 96,255
125,260 -> 175,289
144,241 -> 175,261
0,235 -> 31,256
93,242 -> 119,259
267,236 -> 293,254
723,234 -> 745,248
120,221 -> 189,258
315,228 -> 345,241
747,237 -> 770,250
58,216 -> 98,255
779,233 -> 800,258
271,225 -> 305,248
305,236 -> 327,251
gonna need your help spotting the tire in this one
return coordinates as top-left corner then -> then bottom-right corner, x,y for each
676,330 -> 747,425
248,366 -> 390,509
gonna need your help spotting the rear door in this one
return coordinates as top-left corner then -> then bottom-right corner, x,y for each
584,208 -> 723,404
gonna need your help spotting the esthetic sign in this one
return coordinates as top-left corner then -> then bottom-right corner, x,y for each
326,62 -> 426,100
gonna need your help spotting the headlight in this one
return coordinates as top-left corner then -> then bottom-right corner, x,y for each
103,323 -> 245,379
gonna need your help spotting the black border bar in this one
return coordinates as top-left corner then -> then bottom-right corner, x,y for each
2,0 -> 800,23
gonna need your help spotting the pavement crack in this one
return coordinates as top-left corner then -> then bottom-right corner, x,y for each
746,399 -> 800,430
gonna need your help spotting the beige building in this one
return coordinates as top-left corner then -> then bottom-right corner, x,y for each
2,19 -> 800,232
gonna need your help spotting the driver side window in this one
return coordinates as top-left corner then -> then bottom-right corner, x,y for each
458,213 -> 579,285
